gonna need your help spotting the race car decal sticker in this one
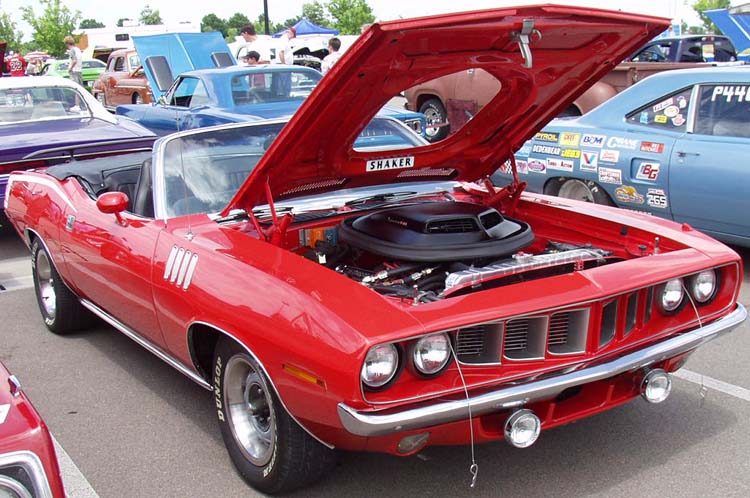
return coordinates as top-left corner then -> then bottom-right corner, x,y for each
581,134 -> 606,148
636,162 -> 660,181
677,95 -> 688,108
561,149 -> 581,159
615,185 -> 645,204
647,188 -> 668,209
534,131 -> 559,143
532,144 -> 561,155
663,105 -> 679,118
0,404 -> 9,424
655,115 -> 668,124
366,156 -> 415,171
546,158 -> 562,170
653,97 -> 674,113
600,149 -> 620,162
501,160 -> 512,174
559,132 -> 580,147
606,137 -> 639,150
671,114 -> 686,126
640,141 -> 665,153
527,158 -> 547,173
516,160 -> 529,174
711,85 -> 750,102
580,151 -> 598,172
547,158 -> 574,172
598,167 -> 622,185
640,111 -> 649,124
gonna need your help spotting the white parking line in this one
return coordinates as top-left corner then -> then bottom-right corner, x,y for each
674,369 -> 750,402
52,435 -> 101,498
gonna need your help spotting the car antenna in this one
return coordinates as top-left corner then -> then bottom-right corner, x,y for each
169,37 -> 194,241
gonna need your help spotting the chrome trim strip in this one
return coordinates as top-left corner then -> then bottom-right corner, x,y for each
182,254 -> 199,290
0,451 -> 54,498
170,248 -> 185,283
186,320 -> 335,449
79,299 -> 211,390
175,250 -> 191,287
163,245 -> 178,279
339,304 -> 746,437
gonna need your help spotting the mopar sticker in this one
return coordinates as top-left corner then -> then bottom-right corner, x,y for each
534,132 -> 559,143
606,137 -> 639,150
635,162 -> 660,181
647,188 -> 668,208
580,151 -> 598,172
527,158 -> 547,173
532,144 -> 561,155
600,149 -> 620,163
615,186 -> 645,204
598,167 -> 622,185
561,149 -> 581,159
559,132 -> 580,147
581,134 -> 606,148
640,141 -> 665,154
366,156 -> 414,172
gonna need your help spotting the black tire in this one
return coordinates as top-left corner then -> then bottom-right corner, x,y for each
419,98 -> 449,142
31,239 -> 91,334
213,338 -> 336,494
551,178 -> 614,206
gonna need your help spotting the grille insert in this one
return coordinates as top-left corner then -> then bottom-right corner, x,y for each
548,310 -> 589,355
455,324 -> 503,364
504,317 -> 546,360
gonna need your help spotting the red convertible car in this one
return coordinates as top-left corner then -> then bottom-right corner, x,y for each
3,6 -> 746,494
0,361 -> 66,498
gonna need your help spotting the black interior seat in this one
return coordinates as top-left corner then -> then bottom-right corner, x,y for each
131,159 -> 154,218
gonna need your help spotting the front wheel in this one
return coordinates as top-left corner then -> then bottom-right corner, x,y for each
213,338 -> 336,494
419,98 -> 449,142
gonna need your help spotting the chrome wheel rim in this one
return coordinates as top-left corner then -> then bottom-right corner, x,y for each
35,250 -> 56,319
225,356 -> 275,466
558,179 -> 595,203
423,107 -> 444,139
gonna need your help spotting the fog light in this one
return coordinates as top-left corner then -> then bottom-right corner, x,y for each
640,369 -> 672,404
397,432 -> 430,454
504,409 -> 541,448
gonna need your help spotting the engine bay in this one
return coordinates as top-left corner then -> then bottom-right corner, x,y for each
292,201 -> 617,304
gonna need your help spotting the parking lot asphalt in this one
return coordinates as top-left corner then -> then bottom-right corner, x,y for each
1,232 -> 749,498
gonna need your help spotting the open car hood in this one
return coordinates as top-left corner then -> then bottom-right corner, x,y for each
226,5 -> 669,212
133,32 -> 236,99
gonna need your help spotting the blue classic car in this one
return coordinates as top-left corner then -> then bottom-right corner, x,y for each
493,66 -> 750,247
0,76 -> 155,225
116,32 -> 426,137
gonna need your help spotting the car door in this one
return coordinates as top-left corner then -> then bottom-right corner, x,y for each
668,83 -> 750,244
140,76 -> 210,135
106,55 -> 126,105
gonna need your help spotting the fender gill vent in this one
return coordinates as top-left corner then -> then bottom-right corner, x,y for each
600,300 -> 618,347
425,218 -> 478,233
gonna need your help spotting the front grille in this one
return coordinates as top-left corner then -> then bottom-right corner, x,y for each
503,317 -> 546,360
426,218 -> 478,233
455,324 -> 503,364
456,326 -> 485,356
548,313 -> 569,346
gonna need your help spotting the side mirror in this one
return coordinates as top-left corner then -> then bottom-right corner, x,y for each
158,94 -> 167,106
97,191 -> 129,226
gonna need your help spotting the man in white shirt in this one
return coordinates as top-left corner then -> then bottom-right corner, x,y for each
239,25 -> 271,64
321,37 -> 342,75
278,27 -> 296,65
64,36 -> 83,86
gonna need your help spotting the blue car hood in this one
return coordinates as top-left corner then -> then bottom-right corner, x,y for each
133,32 -> 236,99
0,117 -> 154,162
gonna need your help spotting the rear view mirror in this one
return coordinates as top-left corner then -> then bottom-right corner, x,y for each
97,192 -> 129,225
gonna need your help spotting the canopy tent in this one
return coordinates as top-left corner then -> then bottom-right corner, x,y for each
273,18 -> 339,38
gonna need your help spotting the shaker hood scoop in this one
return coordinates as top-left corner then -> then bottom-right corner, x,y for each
226,4 -> 669,212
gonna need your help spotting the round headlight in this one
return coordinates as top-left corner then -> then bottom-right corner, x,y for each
413,333 -> 451,376
690,270 -> 717,304
658,278 -> 684,313
361,344 -> 399,389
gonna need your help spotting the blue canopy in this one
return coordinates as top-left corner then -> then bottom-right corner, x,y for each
273,18 -> 339,38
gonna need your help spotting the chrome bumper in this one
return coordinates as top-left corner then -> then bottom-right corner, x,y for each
338,304 -> 747,437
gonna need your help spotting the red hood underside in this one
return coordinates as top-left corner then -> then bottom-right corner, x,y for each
226,4 -> 669,212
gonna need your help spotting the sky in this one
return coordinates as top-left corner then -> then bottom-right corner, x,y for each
2,0 -> 713,40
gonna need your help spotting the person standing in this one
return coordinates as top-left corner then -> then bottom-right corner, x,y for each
239,25 -> 270,63
278,27 -> 296,65
6,51 -> 27,77
64,36 -> 83,86
321,37 -> 342,75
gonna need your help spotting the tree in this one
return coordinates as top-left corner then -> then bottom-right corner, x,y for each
692,0 -> 731,33
79,18 -> 105,29
327,0 -> 375,34
227,13 -> 250,31
139,5 -> 162,25
0,3 -> 23,52
116,18 -> 130,27
303,1 -> 332,27
21,0 -> 81,58
254,14 -> 284,35
201,13 -> 227,38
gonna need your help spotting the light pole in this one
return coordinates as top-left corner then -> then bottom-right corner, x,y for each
263,0 -> 270,35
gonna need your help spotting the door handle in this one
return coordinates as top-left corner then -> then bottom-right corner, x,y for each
676,151 -> 700,157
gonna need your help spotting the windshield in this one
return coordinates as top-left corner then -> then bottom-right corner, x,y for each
159,117 -> 424,218
231,69 -> 322,105
0,86 -> 91,125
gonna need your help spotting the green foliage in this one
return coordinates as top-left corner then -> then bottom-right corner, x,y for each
79,18 -> 105,29
254,14 -> 284,35
225,28 -> 238,43
21,0 -> 81,58
227,13 -> 250,31
692,0 -> 731,33
140,5 -> 162,25
0,3 -> 23,52
282,17 -> 303,30
303,1 -> 332,27
327,0 -> 375,34
201,14 -> 228,37
116,18 -> 129,27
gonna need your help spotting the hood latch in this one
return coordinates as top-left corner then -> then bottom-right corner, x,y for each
513,19 -> 542,69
